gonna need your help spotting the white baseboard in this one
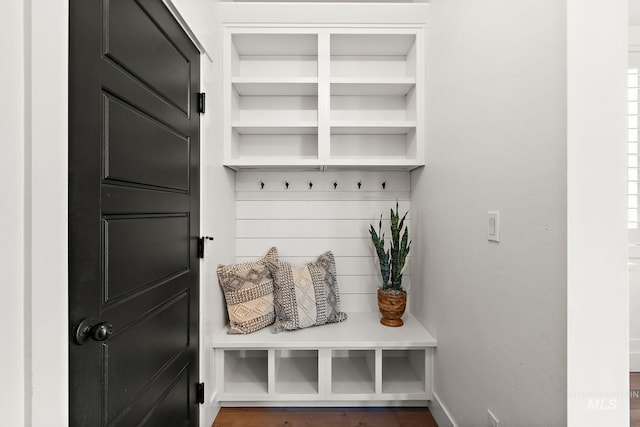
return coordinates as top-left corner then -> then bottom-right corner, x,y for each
429,391 -> 458,427
630,339 -> 640,372
631,352 -> 640,372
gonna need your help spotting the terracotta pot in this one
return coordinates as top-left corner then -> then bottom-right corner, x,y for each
377,289 -> 407,327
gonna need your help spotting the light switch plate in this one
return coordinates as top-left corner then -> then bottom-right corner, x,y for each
488,211 -> 500,242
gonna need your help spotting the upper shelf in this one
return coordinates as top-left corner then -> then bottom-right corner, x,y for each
233,77 -> 318,96
330,121 -> 416,134
331,78 -> 415,96
232,122 -> 318,134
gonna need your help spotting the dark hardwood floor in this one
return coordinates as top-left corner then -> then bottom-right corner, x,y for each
212,407 -> 438,427
632,373 -> 640,427
213,375 -> 640,427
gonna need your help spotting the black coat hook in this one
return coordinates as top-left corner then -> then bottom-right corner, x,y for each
382,181 -> 386,189
357,181 -> 362,189
309,181 -> 313,189
285,181 -> 289,189
260,181 -> 265,189
333,181 -> 338,189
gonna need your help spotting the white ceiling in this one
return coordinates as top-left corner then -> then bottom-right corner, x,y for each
230,0 -> 425,2
225,1 -> 640,26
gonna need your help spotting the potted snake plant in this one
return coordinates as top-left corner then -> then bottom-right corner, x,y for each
369,201 -> 411,327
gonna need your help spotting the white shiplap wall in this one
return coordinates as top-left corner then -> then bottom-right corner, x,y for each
235,170 -> 411,313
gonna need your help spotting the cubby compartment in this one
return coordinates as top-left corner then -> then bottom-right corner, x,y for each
231,78 -> 318,130
331,350 -> 375,394
329,132 -> 417,163
231,33 -> 318,78
330,33 -> 417,79
274,350 -> 319,395
382,349 -> 426,394
331,92 -> 416,123
223,350 -> 268,395
232,133 -> 319,163
232,91 -> 318,123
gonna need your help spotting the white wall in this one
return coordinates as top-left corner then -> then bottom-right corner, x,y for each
27,0 -> 70,424
630,258 -> 640,370
0,0 -> 26,425
567,0 -> 629,425
629,25 -> 640,372
2,0 -> 71,425
198,9 -> 237,427
29,0 -> 70,423
632,0 -> 640,26
199,43 -> 237,427
165,1 -> 236,425
413,0 -> 568,425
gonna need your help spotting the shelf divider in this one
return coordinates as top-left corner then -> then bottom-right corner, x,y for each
317,30 -> 331,164
375,349 -> 383,394
268,349 -> 276,395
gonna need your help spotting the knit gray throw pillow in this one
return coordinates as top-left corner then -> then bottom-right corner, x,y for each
217,247 -> 278,334
267,251 -> 347,333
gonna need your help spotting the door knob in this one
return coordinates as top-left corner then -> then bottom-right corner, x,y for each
74,318 -> 113,345
91,323 -> 113,341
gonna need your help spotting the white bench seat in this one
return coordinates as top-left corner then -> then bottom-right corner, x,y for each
213,312 -> 436,349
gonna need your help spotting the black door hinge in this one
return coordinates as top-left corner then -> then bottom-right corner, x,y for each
196,382 -> 205,405
197,236 -> 214,259
197,93 -> 206,114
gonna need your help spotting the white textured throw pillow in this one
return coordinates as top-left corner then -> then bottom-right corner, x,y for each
266,251 -> 347,333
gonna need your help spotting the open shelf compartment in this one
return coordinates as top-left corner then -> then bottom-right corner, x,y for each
329,130 -> 417,162
331,349 -> 376,394
231,33 -> 318,78
223,350 -> 268,395
381,349 -> 426,394
230,132 -> 319,163
330,33 -> 417,79
274,349 -> 319,395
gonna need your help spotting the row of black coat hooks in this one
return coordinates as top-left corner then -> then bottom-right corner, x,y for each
259,180 -> 387,190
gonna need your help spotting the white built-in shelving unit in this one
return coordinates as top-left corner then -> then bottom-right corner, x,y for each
217,20 -> 434,407
223,27 -> 425,169
214,312 -> 435,405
